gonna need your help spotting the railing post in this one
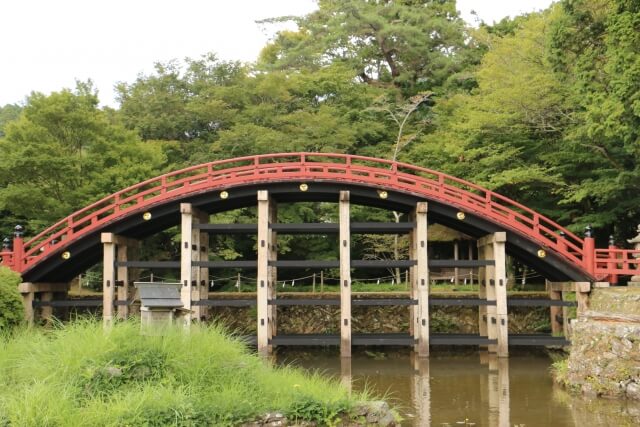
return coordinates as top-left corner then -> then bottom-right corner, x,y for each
583,225 -> 596,276
13,225 -> 25,272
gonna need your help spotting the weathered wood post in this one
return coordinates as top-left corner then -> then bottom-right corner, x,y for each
339,191 -> 352,357
549,286 -> 564,336
478,232 -> 508,356
102,233 -> 117,327
453,240 -> 459,286
102,233 -> 139,325
116,244 -> 129,320
193,209 -> 209,321
257,190 -> 272,355
415,202 -> 429,357
340,357 -> 352,393
180,204 -> 208,326
493,233 -> 508,357
477,240 -> 488,346
268,200 -> 278,341
408,210 -> 417,344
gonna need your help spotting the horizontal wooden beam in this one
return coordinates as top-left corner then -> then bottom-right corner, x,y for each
548,281 -> 591,292
18,282 -> 69,293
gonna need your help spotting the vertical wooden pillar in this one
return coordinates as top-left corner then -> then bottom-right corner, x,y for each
408,210 -> 416,341
479,235 -> 497,353
41,292 -> 53,325
101,233 -> 116,327
180,204 -> 195,326
415,202 -> 429,357
562,291 -> 570,337
453,240 -> 459,285
189,210 -> 209,322
269,200 -> 278,341
21,287 -> 35,326
195,212 -> 210,321
477,240 -> 488,344
549,289 -> 563,336
576,282 -> 590,316
257,191 -> 271,354
339,191 -> 352,357
116,245 -> 129,320
493,232 -> 508,357
468,242 -> 474,286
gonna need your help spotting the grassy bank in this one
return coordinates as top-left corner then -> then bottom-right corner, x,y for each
0,321 -> 366,426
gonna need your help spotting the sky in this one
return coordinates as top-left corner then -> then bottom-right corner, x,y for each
0,0 -> 554,108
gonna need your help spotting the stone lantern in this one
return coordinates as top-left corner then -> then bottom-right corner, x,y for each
626,225 -> 640,285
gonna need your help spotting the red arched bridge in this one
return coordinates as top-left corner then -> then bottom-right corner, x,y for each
0,153 -> 636,282
3,152 -> 637,356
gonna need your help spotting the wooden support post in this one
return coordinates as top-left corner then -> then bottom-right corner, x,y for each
41,292 -> 53,325
193,209 -> 209,321
21,288 -> 34,326
180,204 -> 196,326
415,202 -> 429,357
453,240 -> 459,286
477,240 -> 488,344
320,270 -> 324,293
116,245 -> 129,320
257,191 -> 271,355
478,234 -> 499,354
468,242 -> 474,286
549,289 -> 563,336
339,191 -> 352,357
493,232 -> 508,358
101,233 -> 117,327
562,291 -> 570,338
312,273 -> 316,293
268,200 -> 278,341
575,282 -> 590,315
408,210 -> 417,341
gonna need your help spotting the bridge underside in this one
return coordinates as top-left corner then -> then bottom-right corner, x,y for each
25,181 -> 590,283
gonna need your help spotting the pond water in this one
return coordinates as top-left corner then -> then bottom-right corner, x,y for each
277,349 -> 640,426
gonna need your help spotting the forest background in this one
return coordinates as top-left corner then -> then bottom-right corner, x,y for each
1,0 -> 639,272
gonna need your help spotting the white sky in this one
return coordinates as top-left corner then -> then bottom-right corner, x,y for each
0,0 -> 554,108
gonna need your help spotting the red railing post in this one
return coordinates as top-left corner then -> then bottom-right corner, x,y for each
0,237 -> 14,270
583,225 -> 596,277
607,235 -> 619,285
12,225 -> 25,273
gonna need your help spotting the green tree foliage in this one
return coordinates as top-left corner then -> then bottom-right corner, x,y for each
0,82 -> 166,234
259,0 -> 473,96
0,103 -> 22,137
0,266 -> 23,331
548,0 -> 640,237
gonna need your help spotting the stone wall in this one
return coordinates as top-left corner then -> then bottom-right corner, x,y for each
560,287 -> 640,400
208,293 -> 551,336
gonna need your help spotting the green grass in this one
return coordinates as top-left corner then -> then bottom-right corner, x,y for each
0,320 -> 366,426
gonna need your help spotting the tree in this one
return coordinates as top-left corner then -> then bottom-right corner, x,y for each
0,82 -> 166,235
259,0 -> 471,97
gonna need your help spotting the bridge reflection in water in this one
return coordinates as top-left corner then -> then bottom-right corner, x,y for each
278,350 -> 640,427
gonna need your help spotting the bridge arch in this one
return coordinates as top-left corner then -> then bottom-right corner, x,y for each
1,153 -> 600,283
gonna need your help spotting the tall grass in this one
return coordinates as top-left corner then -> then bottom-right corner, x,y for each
0,320 -> 363,426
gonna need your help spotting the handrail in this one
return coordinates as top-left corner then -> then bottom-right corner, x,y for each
5,153 -> 590,275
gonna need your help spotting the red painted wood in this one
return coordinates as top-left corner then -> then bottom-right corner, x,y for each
0,152 -> 631,279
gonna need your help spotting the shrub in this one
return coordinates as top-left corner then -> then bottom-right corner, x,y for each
0,266 -> 22,331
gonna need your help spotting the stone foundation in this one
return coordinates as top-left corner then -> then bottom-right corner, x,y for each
560,287 -> 640,399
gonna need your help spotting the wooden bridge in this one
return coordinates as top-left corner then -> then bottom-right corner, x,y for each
1,153 -> 637,357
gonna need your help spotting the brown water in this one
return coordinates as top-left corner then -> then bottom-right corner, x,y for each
277,349 -> 640,426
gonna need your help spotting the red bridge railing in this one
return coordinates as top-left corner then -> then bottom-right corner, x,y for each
0,152 -> 629,279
